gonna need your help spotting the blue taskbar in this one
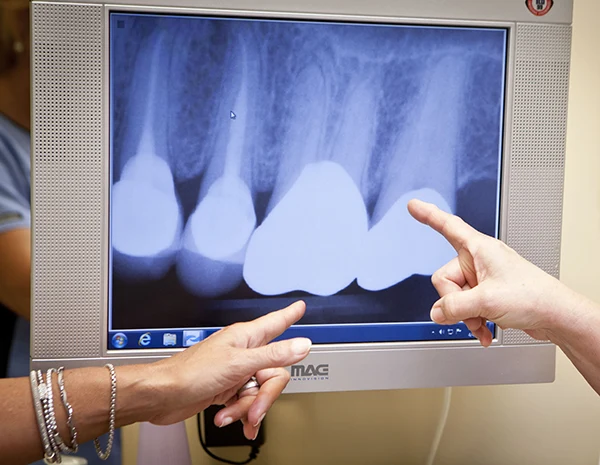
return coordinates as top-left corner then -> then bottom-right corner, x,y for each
108,322 -> 496,350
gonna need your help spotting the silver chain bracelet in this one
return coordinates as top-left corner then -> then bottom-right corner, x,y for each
37,370 -> 62,463
57,367 -> 79,453
94,363 -> 117,460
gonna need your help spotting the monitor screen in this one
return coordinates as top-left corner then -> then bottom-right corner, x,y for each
108,12 -> 507,350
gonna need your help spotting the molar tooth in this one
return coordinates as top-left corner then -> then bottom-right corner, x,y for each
357,188 -> 455,292
244,161 -> 368,296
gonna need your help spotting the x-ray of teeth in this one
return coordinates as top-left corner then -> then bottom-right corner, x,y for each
178,175 -> 256,297
358,188 -> 455,291
244,161 -> 369,296
266,63 -> 330,216
112,31 -> 183,281
372,56 -> 468,223
329,73 -> 379,205
109,14 -> 506,328
177,33 -> 259,297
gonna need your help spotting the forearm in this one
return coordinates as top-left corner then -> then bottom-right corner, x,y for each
0,364 -> 165,465
546,285 -> 600,395
0,286 -> 29,320
0,228 -> 31,320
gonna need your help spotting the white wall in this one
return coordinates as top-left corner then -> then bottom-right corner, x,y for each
123,0 -> 600,463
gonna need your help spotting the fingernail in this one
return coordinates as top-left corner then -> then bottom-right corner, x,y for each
431,306 -> 446,323
291,338 -> 312,355
219,417 -> 233,428
253,424 -> 261,441
253,413 -> 266,427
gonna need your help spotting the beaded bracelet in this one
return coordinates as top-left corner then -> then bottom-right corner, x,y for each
37,369 -> 62,462
30,370 -> 57,463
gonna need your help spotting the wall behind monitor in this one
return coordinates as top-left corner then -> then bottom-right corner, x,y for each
122,0 -> 600,463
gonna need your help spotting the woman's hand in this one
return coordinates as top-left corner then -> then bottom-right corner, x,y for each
407,199 -> 573,346
147,300 -> 311,439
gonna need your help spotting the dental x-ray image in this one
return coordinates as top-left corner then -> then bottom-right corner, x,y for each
109,13 -> 507,330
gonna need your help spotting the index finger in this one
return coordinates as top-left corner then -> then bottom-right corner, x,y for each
407,199 -> 480,253
240,300 -> 306,348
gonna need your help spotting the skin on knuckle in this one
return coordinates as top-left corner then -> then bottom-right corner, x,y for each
496,238 -> 511,253
279,310 -> 294,329
269,366 -> 290,384
424,209 -> 437,228
478,287 -> 491,310
265,342 -> 284,364
486,237 -> 510,262
224,323 -> 242,336
431,270 -> 443,289
442,293 -> 458,320
478,287 -> 504,323
464,233 -> 484,256
452,216 -> 469,238
454,216 -> 466,228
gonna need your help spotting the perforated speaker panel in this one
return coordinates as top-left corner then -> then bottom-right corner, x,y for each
31,3 -> 104,358
503,23 -> 571,345
29,6 -> 570,356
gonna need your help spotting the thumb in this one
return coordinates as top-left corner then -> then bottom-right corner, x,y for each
431,288 -> 486,324
243,337 -> 312,374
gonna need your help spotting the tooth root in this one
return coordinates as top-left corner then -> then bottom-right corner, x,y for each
174,33 -> 260,298
112,31 -> 182,281
268,64 -> 328,215
244,161 -> 368,296
374,56 -> 467,224
357,188 -> 455,292
330,75 -> 378,197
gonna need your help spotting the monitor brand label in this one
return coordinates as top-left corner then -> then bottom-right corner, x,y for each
290,364 -> 329,381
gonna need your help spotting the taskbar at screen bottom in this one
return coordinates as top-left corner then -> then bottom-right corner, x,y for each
108,322 -> 496,350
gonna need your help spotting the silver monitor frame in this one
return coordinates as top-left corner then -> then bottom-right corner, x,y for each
30,0 -> 572,393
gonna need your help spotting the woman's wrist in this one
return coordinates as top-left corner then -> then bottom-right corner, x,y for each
542,280 -> 598,348
114,363 -> 171,427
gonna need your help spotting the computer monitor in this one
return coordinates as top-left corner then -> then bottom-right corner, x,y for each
30,0 -> 572,393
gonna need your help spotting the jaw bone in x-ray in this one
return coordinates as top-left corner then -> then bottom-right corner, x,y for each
112,33 -> 183,281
